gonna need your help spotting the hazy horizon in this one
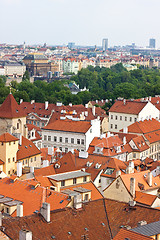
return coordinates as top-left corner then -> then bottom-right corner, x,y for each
0,0 -> 160,48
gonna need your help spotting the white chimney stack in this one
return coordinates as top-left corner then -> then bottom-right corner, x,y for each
40,202 -> 50,222
130,178 -> 135,198
17,204 -> 23,217
148,172 -> 152,187
17,161 -> 22,177
0,212 -> 2,227
92,106 -> 95,116
45,101 -> 48,110
123,136 -> 126,145
116,170 -> 121,178
20,99 -> 23,104
74,193 -> 82,209
19,230 -> 32,240
30,166 -> 34,173
31,100 -> 35,104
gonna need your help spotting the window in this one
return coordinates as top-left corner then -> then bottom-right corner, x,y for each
133,153 -> 136,158
34,157 -> 36,161
1,142 -> 3,146
54,136 -> 57,142
59,147 -> 62,151
111,115 -> 113,119
134,118 -> 137,122
37,121 -> 40,126
90,128 -> 92,133
31,158 -> 33,162
84,194 -> 89,201
13,141 -> 15,144
44,135 -> 47,141
8,158 -> 10,163
130,117 -> 132,122
73,178 -> 77,184
8,171 -> 10,175
32,132 -> 34,137
48,136 -> 51,141
77,139 -> 80,144
125,117 -> 127,121
115,125 -> 117,129
42,123 -> 45,127
115,115 -> 118,120
23,160 -> 24,165
9,142 -> 11,145
26,159 -> 27,164
33,121 -> 36,125
110,124 -> 113,129
120,116 -> 122,120
65,138 -> 68,143
65,148 -> 68,153
6,207 -> 9,214
83,176 -> 87,182
81,139 -> 84,145
71,138 -> 74,144
13,157 -> 15,162
17,123 -> 19,129
61,180 -> 65,187
59,137 -> 62,142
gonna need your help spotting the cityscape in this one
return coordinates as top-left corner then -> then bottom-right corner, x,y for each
1,0 -> 160,239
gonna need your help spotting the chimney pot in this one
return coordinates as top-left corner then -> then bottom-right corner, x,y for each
19,229 -> 32,240
40,202 -> 50,222
130,178 -> 135,198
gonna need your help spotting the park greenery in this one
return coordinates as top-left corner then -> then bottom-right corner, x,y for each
0,64 -> 160,112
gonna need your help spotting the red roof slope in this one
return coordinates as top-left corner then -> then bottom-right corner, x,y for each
109,100 -> 147,114
127,119 -> 160,134
0,94 -> 26,118
0,133 -> 18,142
113,228 -> 153,240
43,119 -> 91,133
17,136 -> 41,160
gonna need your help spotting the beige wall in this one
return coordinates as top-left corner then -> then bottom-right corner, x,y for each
0,140 -> 18,175
103,177 -> 133,202
20,154 -> 41,168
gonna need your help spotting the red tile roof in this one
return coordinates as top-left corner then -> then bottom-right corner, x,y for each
113,228 -> 153,240
127,119 -> 160,134
17,136 -> 41,161
109,100 -> 147,114
0,94 -> 26,119
135,191 -> 157,206
0,133 -> 18,143
0,177 -> 69,216
43,119 -> 91,133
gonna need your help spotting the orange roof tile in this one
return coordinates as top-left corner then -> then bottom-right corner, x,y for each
113,228 -> 153,240
17,136 -> 41,161
43,119 -> 91,133
127,119 -> 160,134
135,191 -> 157,206
0,94 -> 26,119
109,100 -> 147,114
0,133 -> 18,143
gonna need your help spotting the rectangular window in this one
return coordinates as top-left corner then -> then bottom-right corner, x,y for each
31,158 -> 33,162
125,117 -> 127,121
115,115 -> 118,120
77,139 -> 80,144
130,117 -> 132,122
34,157 -> 36,161
83,176 -> 87,182
84,194 -> 89,201
73,178 -> 77,184
71,138 -> 74,144
54,136 -> 57,142
59,137 -> 62,142
65,138 -> 68,143
120,116 -> 122,120
44,135 -> 47,141
61,180 -> 65,187
65,148 -> 68,153
6,207 -> 9,214
13,157 -> 15,162
48,136 -> 51,141
115,125 -> 117,129
26,159 -> 27,164
111,115 -> 113,119
81,139 -> 84,145
8,171 -> 10,175
8,158 -> 10,163
23,160 -> 24,165
134,118 -> 137,122
17,123 -> 19,129
110,124 -> 113,129
59,147 -> 62,151
9,142 -> 11,145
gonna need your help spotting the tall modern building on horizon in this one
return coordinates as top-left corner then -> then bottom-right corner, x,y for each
149,38 -> 156,48
102,38 -> 108,51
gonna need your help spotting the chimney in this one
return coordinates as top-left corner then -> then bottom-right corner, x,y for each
123,99 -> 126,105
19,134 -> 22,146
74,193 -> 82,209
48,146 -> 54,155
30,166 -> 34,173
0,212 -> 2,227
45,101 -> 48,110
123,136 -> 126,145
31,100 -> 35,104
147,172 -> 152,187
85,104 -> 88,108
79,151 -> 88,159
92,106 -> 95,116
20,99 -> 23,104
17,161 -> 22,177
43,160 -> 49,168
69,103 -> 72,107
149,96 -> 152,101
40,202 -> 50,222
107,131 -> 111,138
138,221 -> 147,227
130,178 -> 135,198
17,204 -> 23,217
116,170 -> 121,178
19,230 -> 32,240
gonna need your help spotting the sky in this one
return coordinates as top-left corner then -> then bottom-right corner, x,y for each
0,0 -> 160,47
